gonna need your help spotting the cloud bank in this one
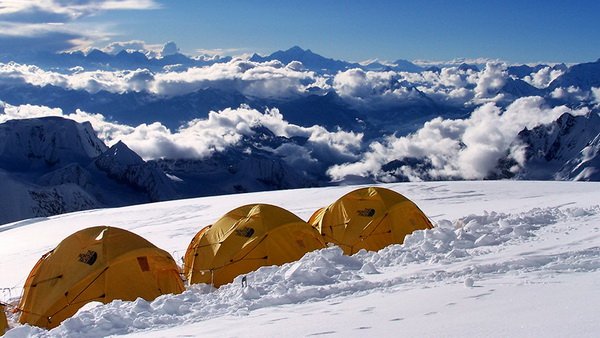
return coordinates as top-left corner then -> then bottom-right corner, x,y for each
1,59 -> 596,116
523,66 -> 564,89
0,90 -> 595,183
0,102 -> 363,174
2,56 -> 598,183
0,59 -> 502,106
327,96 -> 590,182
0,59 -> 321,98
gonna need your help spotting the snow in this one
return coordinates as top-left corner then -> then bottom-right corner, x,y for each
1,181 -> 599,337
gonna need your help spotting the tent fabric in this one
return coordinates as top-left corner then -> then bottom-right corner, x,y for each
182,224 -> 212,282
184,204 -> 326,287
309,187 -> 433,255
0,304 -> 8,334
18,226 -> 184,329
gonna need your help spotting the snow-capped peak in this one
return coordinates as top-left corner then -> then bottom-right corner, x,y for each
98,140 -> 144,167
0,116 -> 107,171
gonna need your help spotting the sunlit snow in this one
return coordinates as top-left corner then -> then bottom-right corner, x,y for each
1,181 -> 599,337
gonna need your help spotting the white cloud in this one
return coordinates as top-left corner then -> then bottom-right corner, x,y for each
413,57 -> 503,68
0,0 -> 160,55
99,0 -> 160,11
161,41 -> 179,56
0,59 -> 536,110
0,0 -> 160,22
151,59 -> 319,98
333,68 -> 433,108
592,87 -> 600,106
332,68 -> 410,102
331,65 -> 496,108
96,105 -> 363,170
328,96 -> 590,181
550,86 -> 590,101
0,101 -> 64,122
1,87 -> 595,184
0,58 -> 323,97
0,59 -> 323,98
0,102 -> 363,178
523,66 -> 564,89
472,63 -> 507,102
102,40 -> 155,55
438,67 -> 469,88
97,40 -> 180,58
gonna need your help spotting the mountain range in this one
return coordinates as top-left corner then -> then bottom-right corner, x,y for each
0,45 -> 598,224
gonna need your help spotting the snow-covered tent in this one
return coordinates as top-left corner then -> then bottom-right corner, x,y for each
309,187 -> 433,254
18,226 -> 185,329
184,204 -> 326,287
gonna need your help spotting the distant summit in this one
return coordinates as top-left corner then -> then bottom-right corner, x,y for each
249,46 -> 423,74
549,59 -> 600,90
250,46 -> 356,73
161,41 -> 180,57
3,42 -> 425,74
391,59 -> 424,73
6,44 -> 231,71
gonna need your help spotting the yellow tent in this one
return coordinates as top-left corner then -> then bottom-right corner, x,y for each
309,186 -> 433,255
184,204 -> 326,287
1,304 -> 8,335
182,224 -> 211,281
18,226 -> 184,329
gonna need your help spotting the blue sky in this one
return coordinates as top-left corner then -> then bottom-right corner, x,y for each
1,0 -> 599,63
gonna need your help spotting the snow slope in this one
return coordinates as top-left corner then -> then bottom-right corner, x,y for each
1,181 -> 599,337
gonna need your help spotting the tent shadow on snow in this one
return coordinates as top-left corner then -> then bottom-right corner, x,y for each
17,226 -> 184,329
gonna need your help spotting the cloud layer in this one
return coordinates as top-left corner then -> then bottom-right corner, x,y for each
1,93 -> 594,183
0,59 -> 322,98
1,58 -> 597,114
1,57 -> 599,183
0,59 -> 519,106
0,102 -> 363,176
327,97 -> 590,181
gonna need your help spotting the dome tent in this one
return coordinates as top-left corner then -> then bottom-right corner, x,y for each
18,226 -> 184,329
309,186 -> 433,255
184,204 -> 326,287
182,224 -> 212,280
1,304 -> 8,334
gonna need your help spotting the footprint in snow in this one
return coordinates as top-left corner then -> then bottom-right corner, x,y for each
267,317 -> 288,323
466,292 -> 493,299
307,331 -> 337,336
